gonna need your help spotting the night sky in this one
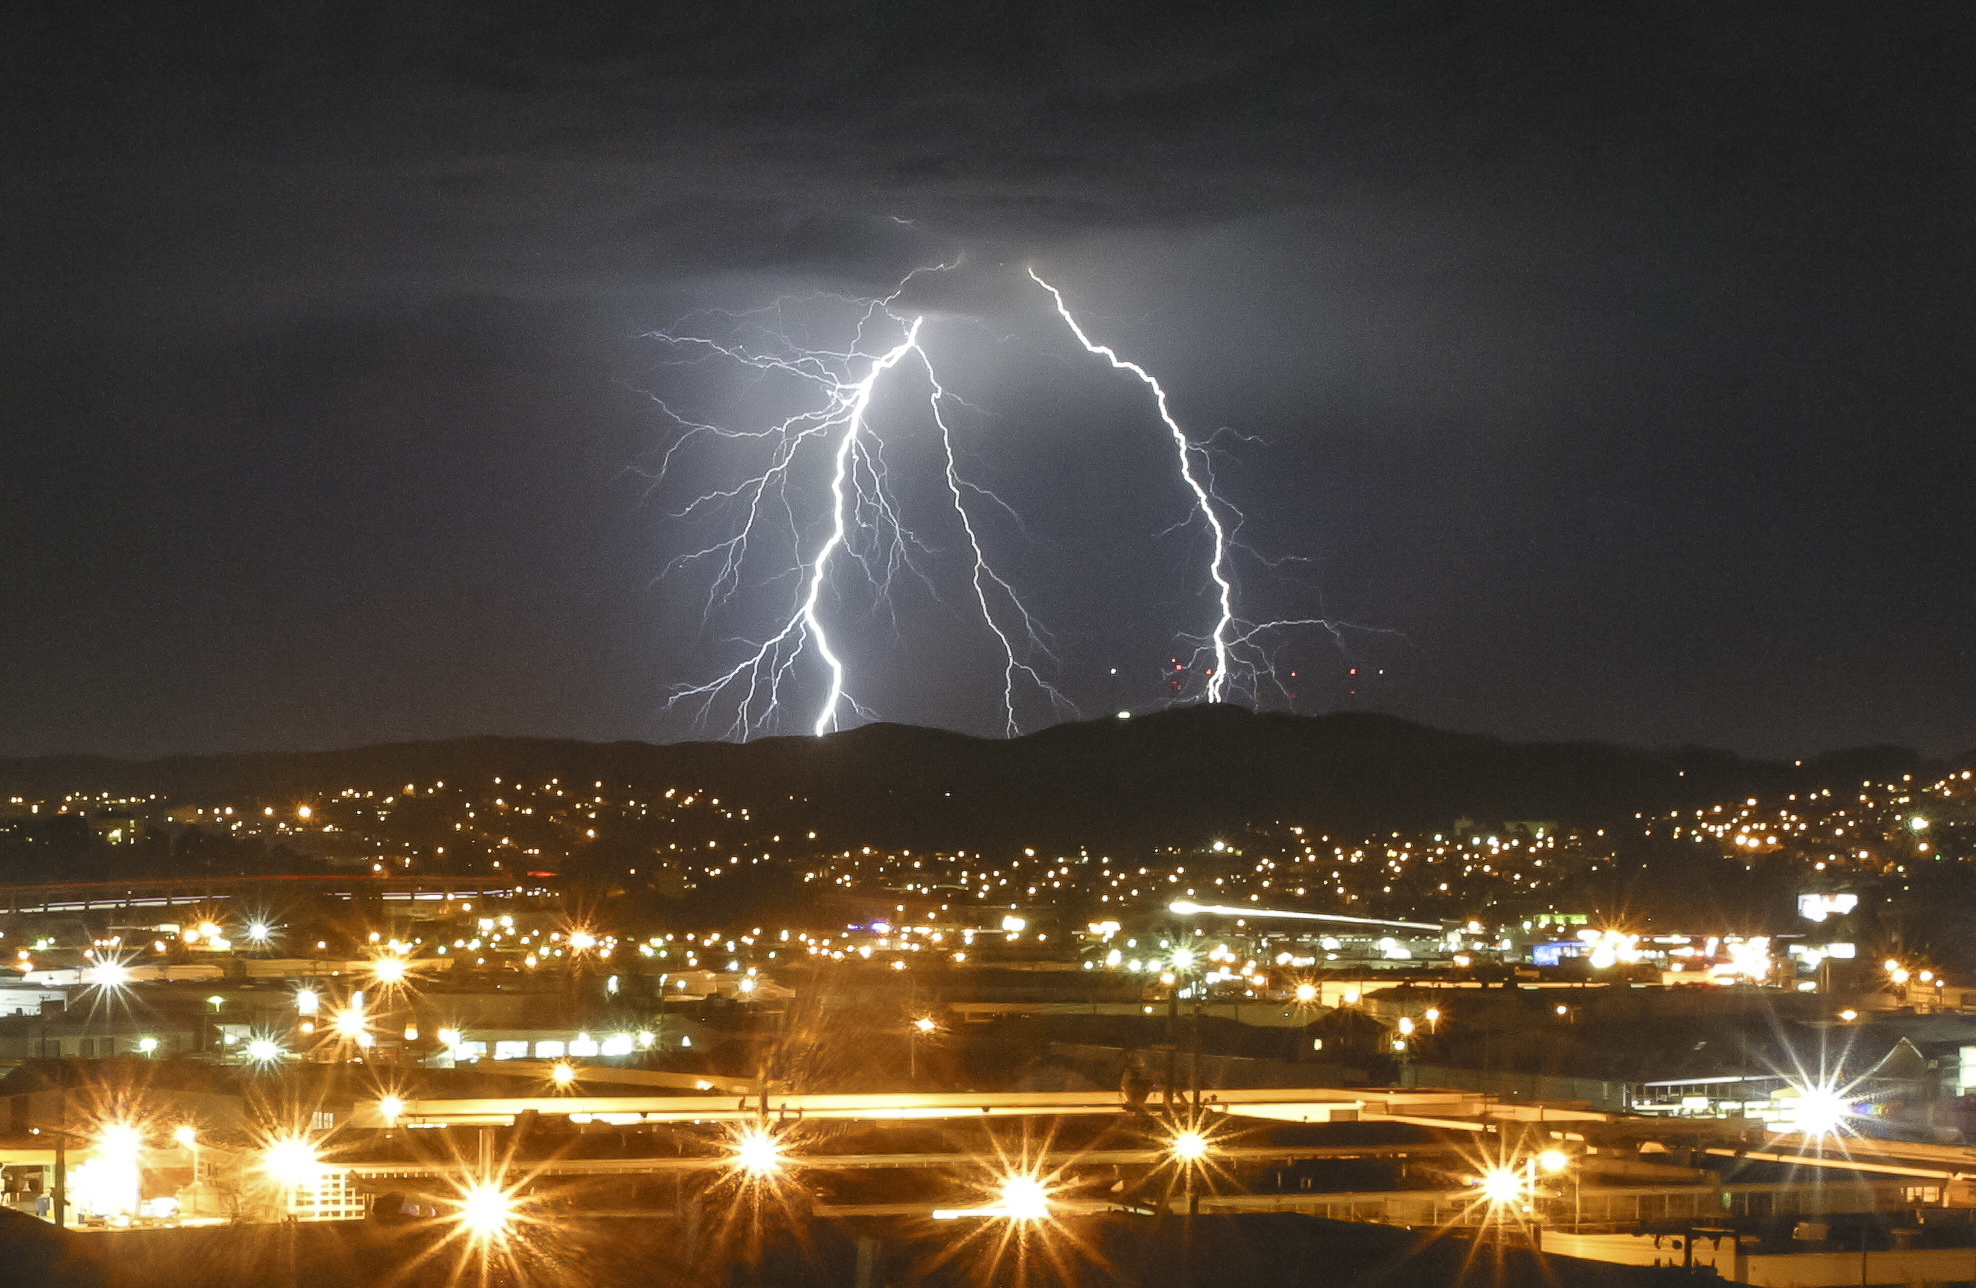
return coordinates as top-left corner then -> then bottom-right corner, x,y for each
4,3 -> 1971,760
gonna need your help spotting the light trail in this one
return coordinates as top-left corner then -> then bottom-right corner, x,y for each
1168,900 -> 1446,932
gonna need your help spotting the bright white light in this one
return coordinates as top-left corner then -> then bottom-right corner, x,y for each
568,930 -> 597,950
457,1183 -> 514,1242
914,1017 -> 936,1034
1478,1166 -> 1524,1205
295,988 -> 319,1016
1294,982 -> 1318,1004
370,956 -> 408,985
262,1135 -> 321,1186
245,1038 -> 283,1064
247,923 -> 272,942
137,1037 -> 159,1054
85,961 -> 131,988
172,1125 -> 197,1149
97,1123 -> 142,1164
550,1062 -> 576,1088
331,1006 -> 367,1041
1538,1149 -> 1569,1174
379,1095 -> 405,1122
733,1128 -> 781,1177
1172,1130 -> 1209,1161
997,1174 -> 1050,1220
1169,947 -> 1195,970
1788,1083 -> 1848,1138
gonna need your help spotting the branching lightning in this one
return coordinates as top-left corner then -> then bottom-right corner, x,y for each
649,262 -> 1390,739
1028,270 -> 1239,701
651,269 -> 1069,738
1029,271 -> 1387,706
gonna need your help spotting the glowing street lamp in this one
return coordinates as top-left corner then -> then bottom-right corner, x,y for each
84,961 -> 132,989
261,1132 -> 323,1216
996,1174 -> 1051,1220
1786,1082 -> 1849,1139
1537,1149 -> 1570,1174
330,1004 -> 368,1043
1293,982 -> 1318,1005
1478,1165 -> 1526,1206
456,1182 -> 514,1244
1171,1129 -> 1209,1162
549,1062 -> 577,1089
732,1127 -> 782,1178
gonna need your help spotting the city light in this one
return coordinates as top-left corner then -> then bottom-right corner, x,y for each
379,1095 -> 405,1123
1171,1130 -> 1209,1161
1478,1165 -> 1526,1205
996,1174 -> 1050,1220
549,1062 -> 577,1089
1786,1082 -> 1850,1138
1538,1149 -> 1569,1174
261,1134 -> 322,1186
330,1004 -> 368,1042
732,1127 -> 782,1178
915,1017 -> 937,1034
456,1182 -> 514,1242
247,922 -> 272,942
70,1122 -> 144,1221
84,960 -> 131,989
244,1036 -> 284,1065
370,955 -> 409,986
172,1125 -> 197,1148
98,1121 -> 143,1162
1294,982 -> 1318,1004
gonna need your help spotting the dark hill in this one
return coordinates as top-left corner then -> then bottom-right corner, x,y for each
0,709 -> 1937,854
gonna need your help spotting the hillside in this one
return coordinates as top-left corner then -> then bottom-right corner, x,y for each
0,709 -> 1939,855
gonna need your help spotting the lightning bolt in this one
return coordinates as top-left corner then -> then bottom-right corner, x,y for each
1029,270 -> 1240,698
1030,269 -> 1398,706
650,270 -> 1069,738
651,264 -> 1396,740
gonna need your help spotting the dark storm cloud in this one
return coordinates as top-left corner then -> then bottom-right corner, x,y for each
2,2 -> 1972,757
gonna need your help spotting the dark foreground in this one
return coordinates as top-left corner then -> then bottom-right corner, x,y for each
3,1209 -> 1713,1288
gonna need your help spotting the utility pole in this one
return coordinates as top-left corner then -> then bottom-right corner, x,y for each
51,1085 -> 67,1229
